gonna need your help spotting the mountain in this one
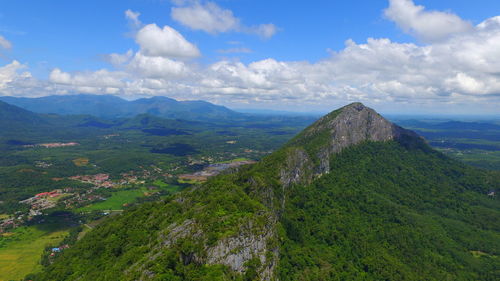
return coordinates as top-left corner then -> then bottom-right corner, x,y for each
0,100 -> 46,126
0,94 -> 241,121
30,103 -> 500,281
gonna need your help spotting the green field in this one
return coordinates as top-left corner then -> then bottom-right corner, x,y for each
215,157 -> 251,164
152,180 -> 183,193
76,188 -> 146,212
0,226 -> 68,281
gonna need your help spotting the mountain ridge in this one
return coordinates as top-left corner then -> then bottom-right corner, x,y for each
0,94 -> 241,121
30,102 -> 500,281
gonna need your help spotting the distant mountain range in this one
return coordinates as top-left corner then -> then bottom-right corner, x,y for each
0,94 -> 241,121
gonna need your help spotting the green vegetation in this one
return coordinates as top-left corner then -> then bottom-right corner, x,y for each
76,188 -> 147,212
0,226 -> 68,281
29,138 -> 500,280
2,101 -> 500,280
394,118 -> 500,170
30,175 -> 268,280
277,141 -> 499,280
0,103 -> 313,215
215,157 -> 251,164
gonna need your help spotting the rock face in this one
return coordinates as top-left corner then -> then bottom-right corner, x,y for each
280,148 -> 313,190
307,102 -> 414,149
131,215 -> 278,281
280,102 -> 418,187
206,217 -> 278,280
135,102 -> 420,281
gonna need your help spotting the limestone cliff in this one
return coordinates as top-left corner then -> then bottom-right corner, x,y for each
280,102 -> 419,187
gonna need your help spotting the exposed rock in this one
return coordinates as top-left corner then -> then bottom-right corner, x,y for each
205,216 -> 278,280
160,219 -> 201,247
134,215 -> 278,280
280,102 -> 419,187
137,102 -> 420,281
280,148 -> 313,188
313,102 -> 416,153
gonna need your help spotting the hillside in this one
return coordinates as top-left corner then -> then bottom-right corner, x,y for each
0,94 -> 242,121
0,100 -> 47,127
30,103 -> 500,281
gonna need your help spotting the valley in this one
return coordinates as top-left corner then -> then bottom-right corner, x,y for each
0,98 -> 316,279
0,98 -> 498,280
2,1 -> 499,279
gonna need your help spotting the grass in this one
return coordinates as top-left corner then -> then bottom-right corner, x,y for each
152,180 -> 183,193
178,178 -> 202,185
215,157 -> 251,164
152,179 -> 168,188
0,226 -> 68,281
72,157 -> 89,167
76,188 -> 146,212
0,214 -> 9,220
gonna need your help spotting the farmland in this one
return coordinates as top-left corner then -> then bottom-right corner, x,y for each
0,226 -> 68,281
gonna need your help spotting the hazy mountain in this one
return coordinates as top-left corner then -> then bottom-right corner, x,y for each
30,103 -> 500,280
0,94 -> 241,121
0,100 -> 46,126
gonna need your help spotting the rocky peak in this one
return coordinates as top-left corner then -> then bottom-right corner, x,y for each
317,102 -> 415,147
281,102 -> 419,187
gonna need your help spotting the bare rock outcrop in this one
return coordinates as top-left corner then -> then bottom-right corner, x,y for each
280,102 -> 419,187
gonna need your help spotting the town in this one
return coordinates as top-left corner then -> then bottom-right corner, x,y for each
0,157 -> 257,233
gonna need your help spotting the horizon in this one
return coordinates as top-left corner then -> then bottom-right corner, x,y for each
1,0 -> 499,114
2,93 -> 500,119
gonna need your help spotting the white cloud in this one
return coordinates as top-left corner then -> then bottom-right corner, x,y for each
171,2 -> 239,34
49,68 -> 126,91
0,61 -> 27,87
251,23 -> 278,39
0,35 -> 12,49
384,0 -> 473,42
0,61 -> 42,97
171,1 -> 278,38
135,24 -> 200,58
217,47 -> 252,54
108,50 -> 134,66
126,52 -> 190,78
2,2 -> 499,113
125,9 -> 142,29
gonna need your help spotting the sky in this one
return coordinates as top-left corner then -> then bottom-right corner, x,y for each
0,0 -> 499,115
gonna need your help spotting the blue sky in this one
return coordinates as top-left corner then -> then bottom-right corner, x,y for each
0,0 -> 499,114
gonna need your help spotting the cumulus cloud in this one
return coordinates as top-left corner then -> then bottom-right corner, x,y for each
126,52 -> 190,78
171,1 -> 278,38
48,68 -> 127,94
2,2 -> 499,113
385,0 -> 473,42
135,24 -> 200,58
0,61 -> 27,87
0,61 -> 45,97
0,35 -> 12,49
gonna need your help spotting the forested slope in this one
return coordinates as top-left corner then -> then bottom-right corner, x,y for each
30,103 -> 500,280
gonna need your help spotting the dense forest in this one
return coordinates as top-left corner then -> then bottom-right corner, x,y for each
30,134 -> 500,280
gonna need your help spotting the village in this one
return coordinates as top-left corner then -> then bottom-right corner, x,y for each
0,152 -> 260,234
0,169 -> 151,233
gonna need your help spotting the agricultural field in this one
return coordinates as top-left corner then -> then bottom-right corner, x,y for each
76,188 -> 147,212
0,225 -> 68,281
